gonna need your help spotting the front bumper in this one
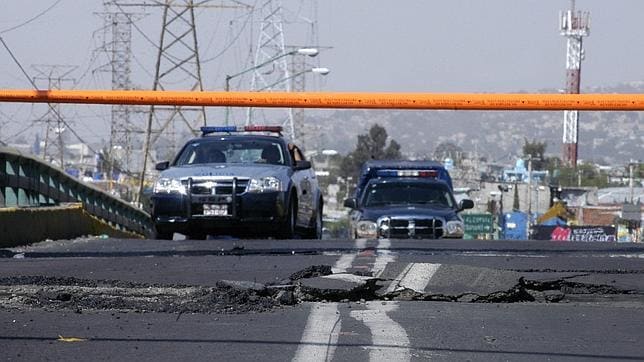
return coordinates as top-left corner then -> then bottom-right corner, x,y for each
376,216 -> 447,239
151,190 -> 288,233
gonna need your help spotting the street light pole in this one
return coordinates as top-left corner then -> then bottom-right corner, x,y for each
223,48 -> 319,126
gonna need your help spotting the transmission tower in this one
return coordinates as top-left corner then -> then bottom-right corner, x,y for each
95,1 -> 144,177
559,0 -> 590,167
248,0 -> 294,138
137,0 -> 249,202
32,65 -> 77,168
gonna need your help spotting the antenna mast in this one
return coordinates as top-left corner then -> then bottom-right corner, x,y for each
559,0 -> 590,167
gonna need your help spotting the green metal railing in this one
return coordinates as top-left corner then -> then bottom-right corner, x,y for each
0,146 -> 150,235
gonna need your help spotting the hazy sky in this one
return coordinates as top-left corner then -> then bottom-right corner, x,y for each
0,0 -> 643,142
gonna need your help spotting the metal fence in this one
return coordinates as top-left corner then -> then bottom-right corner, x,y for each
0,147 -> 150,236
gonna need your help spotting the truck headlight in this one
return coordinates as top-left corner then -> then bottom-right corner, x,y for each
445,220 -> 464,237
153,178 -> 187,195
356,221 -> 378,238
248,176 -> 281,193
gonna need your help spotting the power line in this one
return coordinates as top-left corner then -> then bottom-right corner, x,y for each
0,0 -> 63,34
0,35 -> 136,176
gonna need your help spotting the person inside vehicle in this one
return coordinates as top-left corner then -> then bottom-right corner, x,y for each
193,146 -> 226,164
288,143 -> 306,166
260,144 -> 282,165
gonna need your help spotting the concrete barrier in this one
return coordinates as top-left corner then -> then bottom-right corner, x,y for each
0,203 -> 141,248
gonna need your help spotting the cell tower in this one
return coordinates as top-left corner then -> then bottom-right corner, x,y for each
95,1 -> 142,176
248,0 -> 294,139
32,65 -> 77,168
559,0 -> 590,167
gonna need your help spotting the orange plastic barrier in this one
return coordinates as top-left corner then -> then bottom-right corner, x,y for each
0,89 -> 643,110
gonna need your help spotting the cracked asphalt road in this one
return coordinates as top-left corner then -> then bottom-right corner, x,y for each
1,238 -> 644,361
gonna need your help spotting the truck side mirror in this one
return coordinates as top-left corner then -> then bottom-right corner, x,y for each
458,199 -> 474,212
155,161 -> 170,171
343,198 -> 358,209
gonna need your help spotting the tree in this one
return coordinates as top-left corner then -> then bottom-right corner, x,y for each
522,138 -> 547,170
434,142 -> 463,163
549,162 -> 610,188
338,124 -> 402,180
512,184 -> 520,211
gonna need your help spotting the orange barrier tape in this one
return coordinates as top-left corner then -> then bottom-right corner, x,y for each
0,89 -> 644,110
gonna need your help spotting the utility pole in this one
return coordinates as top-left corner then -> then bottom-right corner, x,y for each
31,65 -> 77,168
559,0 -> 590,167
527,156 -> 533,224
629,161 -> 635,203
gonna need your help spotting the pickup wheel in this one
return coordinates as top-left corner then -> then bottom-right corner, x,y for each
186,232 -> 207,240
303,201 -> 323,239
279,197 -> 297,239
149,225 -> 173,240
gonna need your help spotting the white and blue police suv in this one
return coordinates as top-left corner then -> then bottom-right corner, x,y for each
150,126 -> 323,240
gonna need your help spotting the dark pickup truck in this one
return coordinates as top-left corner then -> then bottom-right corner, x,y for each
344,160 -> 473,239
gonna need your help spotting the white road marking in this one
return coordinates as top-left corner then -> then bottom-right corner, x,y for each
293,239 -> 368,361
350,302 -> 411,362
332,239 -> 367,273
372,239 -> 396,277
322,274 -> 372,283
292,303 -> 342,362
385,263 -> 442,294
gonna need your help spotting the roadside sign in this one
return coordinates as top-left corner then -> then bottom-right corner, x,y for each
463,213 -> 494,239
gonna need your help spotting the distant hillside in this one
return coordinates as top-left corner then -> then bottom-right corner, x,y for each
304,82 -> 644,165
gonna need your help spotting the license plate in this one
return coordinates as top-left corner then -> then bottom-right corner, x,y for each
202,204 -> 229,216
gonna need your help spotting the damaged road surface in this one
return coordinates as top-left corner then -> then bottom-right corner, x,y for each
1,238 -> 644,361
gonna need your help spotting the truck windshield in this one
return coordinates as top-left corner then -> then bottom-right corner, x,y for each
175,139 -> 286,166
362,182 -> 455,208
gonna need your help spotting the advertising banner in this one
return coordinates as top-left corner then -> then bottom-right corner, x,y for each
533,225 -> 617,242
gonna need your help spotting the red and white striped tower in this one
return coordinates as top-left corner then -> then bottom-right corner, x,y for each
559,0 -> 590,167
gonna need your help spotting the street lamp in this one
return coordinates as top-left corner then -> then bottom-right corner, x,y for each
253,67 -> 330,142
256,67 -> 330,92
224,48 -> 320,125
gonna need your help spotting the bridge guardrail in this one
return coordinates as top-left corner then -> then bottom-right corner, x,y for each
0,146 -> 150,236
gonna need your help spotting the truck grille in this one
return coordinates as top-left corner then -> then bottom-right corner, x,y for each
186,178 -> 249,195
379,217 -> 444,239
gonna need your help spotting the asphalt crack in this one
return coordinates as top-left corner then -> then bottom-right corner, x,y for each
0,265 -> 641,314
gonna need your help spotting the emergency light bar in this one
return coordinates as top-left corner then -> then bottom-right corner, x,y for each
201,125 -> 283,136
376,169 -> 438,178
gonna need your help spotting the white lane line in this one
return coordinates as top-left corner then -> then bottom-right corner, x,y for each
332,239 -> 367,273
350,302 -> 411,362
292,303 -> 342,362
322,274 -> 372,283
385,263 -> 442,294
293,239 -> 367,361
372,239 -> 395,277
